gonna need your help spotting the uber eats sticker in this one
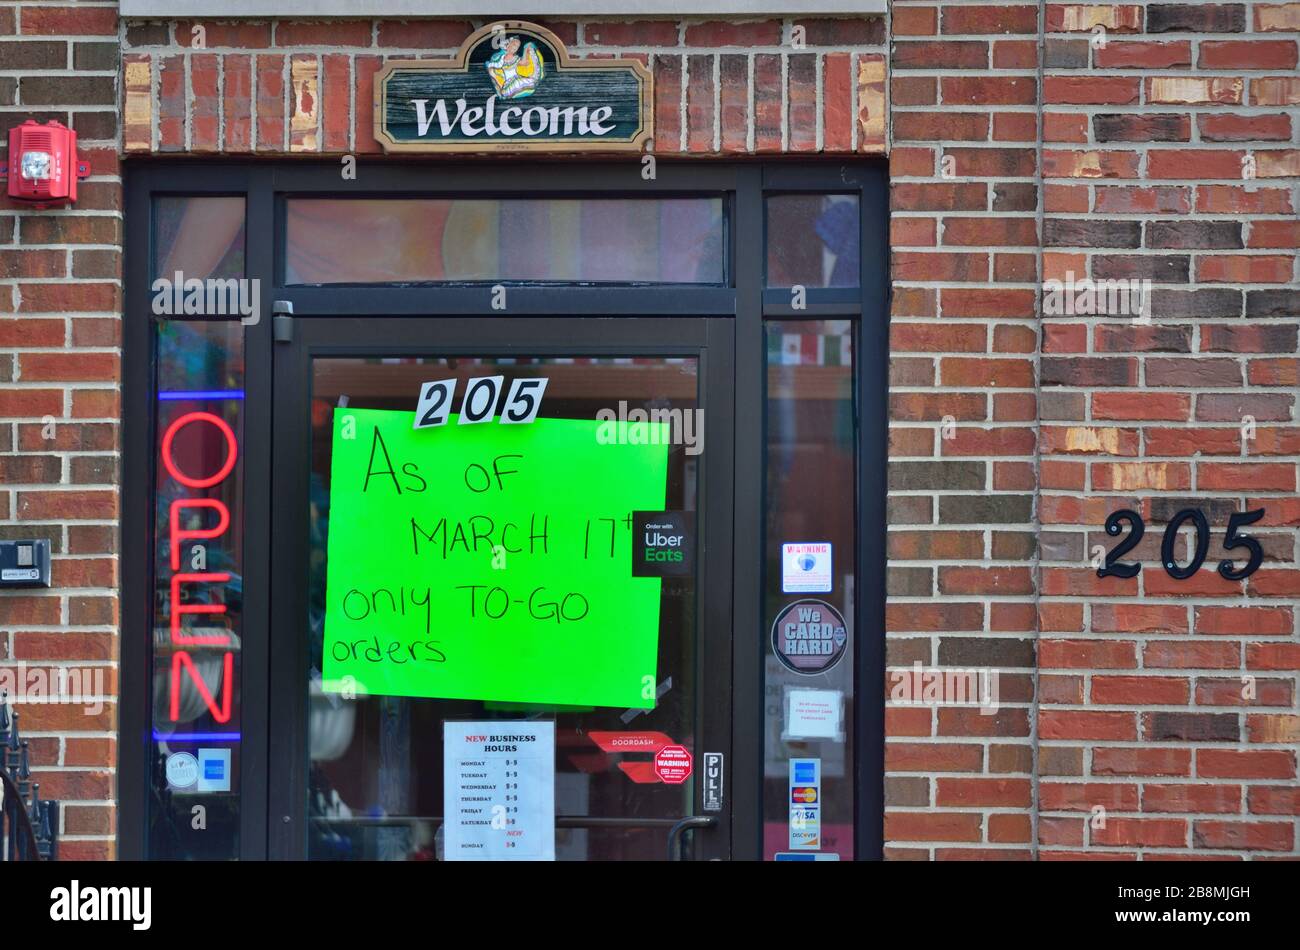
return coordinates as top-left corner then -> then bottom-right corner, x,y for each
322,407 -> 668,709
631,511 -> 694,578
772,599 -> 849,675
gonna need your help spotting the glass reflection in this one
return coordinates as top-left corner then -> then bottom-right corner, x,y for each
286,198 -> 725,285
306,356 -> 702,860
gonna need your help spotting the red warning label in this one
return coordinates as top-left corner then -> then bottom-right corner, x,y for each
653,745 -> 693,784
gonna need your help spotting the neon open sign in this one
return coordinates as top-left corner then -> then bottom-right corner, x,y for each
161,410 -> 237,723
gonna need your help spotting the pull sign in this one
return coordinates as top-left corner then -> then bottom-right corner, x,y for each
703,752 -> 724,812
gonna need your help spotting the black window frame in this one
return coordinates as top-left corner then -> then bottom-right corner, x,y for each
121,159 -> 888,861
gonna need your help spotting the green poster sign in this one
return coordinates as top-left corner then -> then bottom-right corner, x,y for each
322,407 -> 668,709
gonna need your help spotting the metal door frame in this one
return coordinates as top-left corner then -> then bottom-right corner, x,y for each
120,160 -> 887,862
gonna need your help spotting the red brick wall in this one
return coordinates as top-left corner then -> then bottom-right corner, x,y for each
0,0 -> 122,860
119,18 -> 889,155
891,1 -> 1299,859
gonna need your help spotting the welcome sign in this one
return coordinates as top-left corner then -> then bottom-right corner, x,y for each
374,21 -> 652,153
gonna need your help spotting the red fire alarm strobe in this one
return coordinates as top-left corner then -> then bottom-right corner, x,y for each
1,119 -> 91,207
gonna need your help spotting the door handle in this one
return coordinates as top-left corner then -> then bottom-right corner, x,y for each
666,815 -> 717,861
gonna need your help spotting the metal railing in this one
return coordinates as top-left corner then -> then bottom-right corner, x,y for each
0,692 -> 59,861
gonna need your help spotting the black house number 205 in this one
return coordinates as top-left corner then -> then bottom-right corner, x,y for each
1097,507 -> 1266,581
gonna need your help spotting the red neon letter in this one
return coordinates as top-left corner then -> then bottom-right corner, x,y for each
170,573 -> 233,645
169,499 -> 231,571
161,411 -> 237,488
170,650 -> 234,723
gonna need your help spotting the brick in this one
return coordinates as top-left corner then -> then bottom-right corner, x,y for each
1045,5 -> 1143,31
1248,714 -> 1300,743
823,53 -> 852,152
1145,785 -> 1241,814
321,54 -> 350,153
683,21 -> 781,46
993,40 -> 1038,69
1040,782 -> 1139,811
1044,38 -> 1089,67
936,778 -> 1032,808
1040,640 -> 1136,670
1199,114 -> 1292,143
1194,821 -> 1293,851
787,54 -> 816,153
1197,255 -> 1294,283
1094,40 -> 1192,69
893,40 -> 989,70
1045,77 -> 1140,105
1092,818 -> 1186,848
275,20 -> 372,47
1148,4 -> 1248,33
375,20 -> 471,49
886,812 -> 983,842
1197,677 -> 1293,706
1201,463 -> 1295,492
1095,185 -> 1191,215
1042,150 -> 1140,179
175,20 -> 271,49
857,54 -> 887,152
941,76 -> 1036,106
1200,41 -> 1298,70
1093,113 -> 1189,143
18,352 -> 118,382
1251,77 -> 1300,106
16,490 -> 116,520
354,55 -> 383,154
1040,710 -> 1137,740
256,54 -> 287,151
1146,77 -> 1243,106
1144,711 -> 1239,741
1248,221 -> 1300,248
1257,3 -> 1300,30
1093,676 -> 1189,705
1094,747 -> 1191,777
942,6 -> 1038,34
893,6 -> 938,36
718,55 -> 747,153
1249,787 -> 1300,815
20,6 -> 118,36
943,217 -> 1038,247
753,55 -> 784,152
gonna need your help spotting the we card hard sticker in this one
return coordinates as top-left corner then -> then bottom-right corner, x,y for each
788,757 -> 821,851
771,599 -> 849,675
781,542 -> 832,594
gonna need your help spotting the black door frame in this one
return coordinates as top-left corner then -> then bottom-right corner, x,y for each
120,159 -> 888,862
268,317 -> 734,860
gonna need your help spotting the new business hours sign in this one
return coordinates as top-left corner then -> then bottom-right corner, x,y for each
374,21 -> 652,153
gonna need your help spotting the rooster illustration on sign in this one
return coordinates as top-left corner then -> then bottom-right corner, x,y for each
486,36 -> 546,99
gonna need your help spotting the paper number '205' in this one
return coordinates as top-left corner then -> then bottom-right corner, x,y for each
413,377 -> 548,430
1098,507 -> 1266,581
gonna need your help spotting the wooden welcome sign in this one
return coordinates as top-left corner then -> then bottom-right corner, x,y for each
374,21 -> 653,153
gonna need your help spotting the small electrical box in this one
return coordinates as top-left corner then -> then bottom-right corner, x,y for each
0,539 -> 51,588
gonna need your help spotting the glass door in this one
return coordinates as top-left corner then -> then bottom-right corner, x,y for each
268,317 -> 734,860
